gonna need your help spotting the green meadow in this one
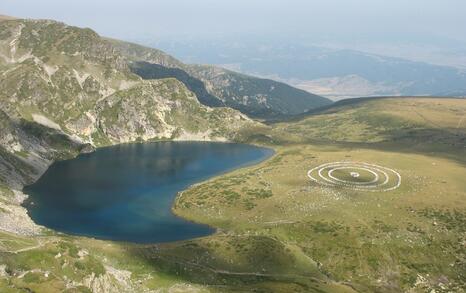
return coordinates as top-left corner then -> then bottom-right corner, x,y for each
1,97 -> 465,292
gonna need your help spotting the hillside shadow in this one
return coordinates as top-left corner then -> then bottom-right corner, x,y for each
130,61 -> 225,107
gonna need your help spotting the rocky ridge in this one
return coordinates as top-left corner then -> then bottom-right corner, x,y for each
110,39 -> 332,119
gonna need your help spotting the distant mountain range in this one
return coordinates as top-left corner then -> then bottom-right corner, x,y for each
154,40 -> 466,100
109,40 -> 331,118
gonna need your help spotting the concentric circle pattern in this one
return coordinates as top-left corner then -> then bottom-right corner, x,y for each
307,162 -> 401,192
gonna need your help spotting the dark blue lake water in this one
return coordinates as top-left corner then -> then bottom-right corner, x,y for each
24,142 -> 272,243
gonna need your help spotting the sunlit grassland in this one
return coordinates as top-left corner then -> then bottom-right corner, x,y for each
173,98 -> 466,292
1,97 -> 465,292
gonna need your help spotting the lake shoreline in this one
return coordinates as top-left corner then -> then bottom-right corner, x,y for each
22,141 -> 274,244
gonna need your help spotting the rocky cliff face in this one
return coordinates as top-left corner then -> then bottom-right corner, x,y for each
0,110 -> 84,189
95,78 -> 251,144
0,108 -> 87,234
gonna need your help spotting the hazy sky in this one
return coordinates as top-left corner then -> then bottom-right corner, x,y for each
1,0 -> 466,43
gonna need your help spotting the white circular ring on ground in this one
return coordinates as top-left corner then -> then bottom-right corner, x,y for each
307,161 -> 401,192
317,163 -> 389,189
328,167 -> 379,185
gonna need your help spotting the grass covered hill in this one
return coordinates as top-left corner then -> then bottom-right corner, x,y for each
1,97 -> 465,292
0,15 -> 465,293
175,97 -> 466,292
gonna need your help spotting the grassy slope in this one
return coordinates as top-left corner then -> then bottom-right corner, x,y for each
174,97 -> 466,292
2,97 -> 465,292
